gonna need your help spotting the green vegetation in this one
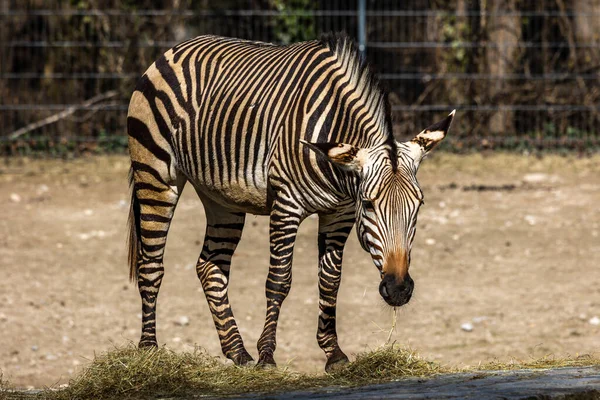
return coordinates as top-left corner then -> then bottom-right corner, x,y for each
2,345 -> 598,400
272,0 -> 316,44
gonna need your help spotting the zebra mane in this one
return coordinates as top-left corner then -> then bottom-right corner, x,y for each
319,32 -> 398,170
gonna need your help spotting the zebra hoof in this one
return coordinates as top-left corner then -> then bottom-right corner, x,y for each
234,350 -> 255,366
256,355 -> 277,369
325,350 -> 349,373
138,340 -> 158,349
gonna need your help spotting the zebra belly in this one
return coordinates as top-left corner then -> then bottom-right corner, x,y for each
188,177 -> 271,215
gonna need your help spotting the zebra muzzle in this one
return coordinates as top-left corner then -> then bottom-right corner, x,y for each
379,273 -> 414,307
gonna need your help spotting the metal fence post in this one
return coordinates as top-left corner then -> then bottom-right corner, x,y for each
358,0 -> 366,57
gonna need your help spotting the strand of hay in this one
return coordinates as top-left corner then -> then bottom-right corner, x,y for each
386,307 -> 398,345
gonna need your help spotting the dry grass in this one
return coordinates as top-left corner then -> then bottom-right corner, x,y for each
12,345 -> 445,399
0,371 -> 8,390
475,354 -> 600,372
2,346 -> 599,400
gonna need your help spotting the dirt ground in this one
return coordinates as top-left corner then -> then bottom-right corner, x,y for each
1,153 -> 599,389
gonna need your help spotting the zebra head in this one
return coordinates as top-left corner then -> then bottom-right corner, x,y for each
303,111 -> 454,307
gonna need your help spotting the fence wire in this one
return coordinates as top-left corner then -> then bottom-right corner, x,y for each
1,1 -> 599,155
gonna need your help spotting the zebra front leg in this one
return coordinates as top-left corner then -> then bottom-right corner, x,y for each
196,200 -> 253,365
317,209 -> 354,372
257,200 -> 302,367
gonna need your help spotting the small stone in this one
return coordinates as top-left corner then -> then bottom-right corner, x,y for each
461,322 -> 474,332
83,209 -> 93,216
438,201 -> 446,208
175,316 -> 190,326
524,215 -> 537,226
452,234 -> 460,241
78,233 -> 90,240
589,316 -> 600,326
45,353 -> 58,361
117,199 -> 128,209
31,345 -> 39,352
37,184 -> 49,195
10,193 -> 21,203
172,337 -> 182,343
579,313 -> 587,321
425,238 -> 436,246
523,173 -> 549,184
56,242 -> 63,249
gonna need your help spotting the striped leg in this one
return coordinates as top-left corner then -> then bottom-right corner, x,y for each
135,174 -> 186,348
257,197 -> 302,367
317,209 -> 354,372
196,199 -> 253,365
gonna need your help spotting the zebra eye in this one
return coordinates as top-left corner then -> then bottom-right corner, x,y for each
362,199 -> 375,211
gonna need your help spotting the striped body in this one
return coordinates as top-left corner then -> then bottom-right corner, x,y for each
129,35 -> 389,216
127,33 -> 454,370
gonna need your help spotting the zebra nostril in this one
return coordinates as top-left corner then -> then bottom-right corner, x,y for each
381,285 -> 389,298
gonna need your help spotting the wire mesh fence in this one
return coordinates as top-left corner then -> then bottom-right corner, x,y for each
1,0 -> 599,155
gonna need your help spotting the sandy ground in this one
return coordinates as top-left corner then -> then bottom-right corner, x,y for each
1,153 -> 599,389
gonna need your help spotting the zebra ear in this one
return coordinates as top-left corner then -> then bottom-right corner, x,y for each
407,110 -> 455,163
300,140 -> 367,171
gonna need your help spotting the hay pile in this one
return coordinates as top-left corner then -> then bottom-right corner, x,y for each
42,345 -> 444,399
2,346 -> 599,399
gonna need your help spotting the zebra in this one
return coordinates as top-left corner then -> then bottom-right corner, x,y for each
127,33 -> 454,371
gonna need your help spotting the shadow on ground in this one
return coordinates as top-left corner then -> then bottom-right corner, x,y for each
238,367 -> 600,400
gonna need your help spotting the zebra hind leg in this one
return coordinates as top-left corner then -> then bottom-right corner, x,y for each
196,197 -> 253,365
131,169 -> 186,348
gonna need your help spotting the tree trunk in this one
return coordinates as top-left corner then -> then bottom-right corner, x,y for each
573,0 -> 600,66
486,0 -> 522,135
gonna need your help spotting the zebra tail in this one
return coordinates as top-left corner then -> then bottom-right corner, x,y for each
127,166 -> 141,282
